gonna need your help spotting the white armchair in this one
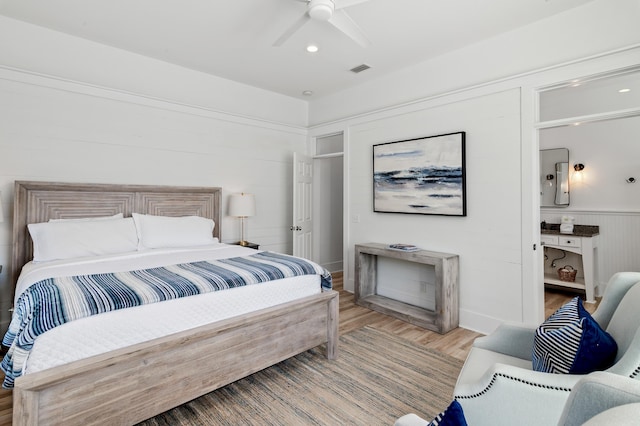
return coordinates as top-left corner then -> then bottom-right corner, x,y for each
395,371 -> 640,426
396,272 -> 640,426
452,272 -> 640,426
559,371 -> 640,426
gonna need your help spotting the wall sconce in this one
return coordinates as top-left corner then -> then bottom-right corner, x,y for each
228,193 -> 256,246
627,177 -> 636,183
571,163 -> 586,184
545,174 -> 554,188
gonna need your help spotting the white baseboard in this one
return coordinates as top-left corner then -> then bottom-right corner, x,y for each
322,261 -> 343,274
459,309 -> 507,336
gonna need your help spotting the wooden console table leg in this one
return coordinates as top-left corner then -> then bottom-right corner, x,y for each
354,243 -> 459,334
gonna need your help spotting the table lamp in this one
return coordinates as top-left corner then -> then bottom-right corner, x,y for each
228,193 -> 256,246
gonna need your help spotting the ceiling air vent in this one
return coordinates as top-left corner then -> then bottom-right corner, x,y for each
350,64 -> 371,74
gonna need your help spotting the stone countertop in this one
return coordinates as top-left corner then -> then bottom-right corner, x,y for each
541,223 -> 599,237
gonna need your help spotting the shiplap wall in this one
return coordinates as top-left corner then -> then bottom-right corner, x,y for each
347,89 -> 524,333
0,16 -> 313,333
314,45 -> 640,331
0,72 -> 308,332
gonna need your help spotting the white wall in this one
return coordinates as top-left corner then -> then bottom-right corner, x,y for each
312,133 -> 344,273
313,156 -> 344,273
1,1 -> 639,336
309,0 -> 640,126
348,89 -> 523,332
0,18 -> 310,331
309,0 -> 640,333
540,117 -> 640,212
0,15 -> 308,128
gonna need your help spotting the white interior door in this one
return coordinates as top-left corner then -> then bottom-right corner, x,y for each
292,152 -> 313,259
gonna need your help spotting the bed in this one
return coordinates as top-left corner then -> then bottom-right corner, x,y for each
6,181 -> 339,426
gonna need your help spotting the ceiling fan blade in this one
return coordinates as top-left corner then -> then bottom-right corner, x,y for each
328,9 -> 370,47
273,12 -> 311,47
334,0 -> 371,10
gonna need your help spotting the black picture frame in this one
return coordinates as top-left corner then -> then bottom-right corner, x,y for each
373,132 -> 466,216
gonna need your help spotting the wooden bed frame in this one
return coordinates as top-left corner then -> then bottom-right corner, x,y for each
10,181 -> 339,426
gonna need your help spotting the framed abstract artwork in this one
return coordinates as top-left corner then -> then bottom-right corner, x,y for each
373,132 -> 466,216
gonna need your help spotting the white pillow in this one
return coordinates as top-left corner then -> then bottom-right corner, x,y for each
28,217 -> 139,262
132,213 -> 217,249
49,213 -> 124,222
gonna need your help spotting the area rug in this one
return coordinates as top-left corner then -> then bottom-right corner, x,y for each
138,326 -> 463,425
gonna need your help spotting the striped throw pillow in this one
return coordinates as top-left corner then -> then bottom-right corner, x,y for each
533,296 -> 617,374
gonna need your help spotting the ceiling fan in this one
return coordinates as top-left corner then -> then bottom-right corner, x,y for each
273,0 -> 372,48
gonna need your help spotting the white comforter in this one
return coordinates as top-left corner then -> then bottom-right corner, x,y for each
13,243 -> 321,376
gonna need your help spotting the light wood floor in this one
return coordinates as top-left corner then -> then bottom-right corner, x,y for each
0,272 -> 594,425
335,272 -> 598,361
335,273 -> 482,361
0,375 -> 9,425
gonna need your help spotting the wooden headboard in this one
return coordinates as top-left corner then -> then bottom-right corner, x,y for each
12,181 -> 222,291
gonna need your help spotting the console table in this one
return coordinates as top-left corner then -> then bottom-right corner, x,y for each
354,243 -> 459,334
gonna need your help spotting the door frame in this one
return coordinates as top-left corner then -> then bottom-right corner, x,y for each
309,131 -> 346,273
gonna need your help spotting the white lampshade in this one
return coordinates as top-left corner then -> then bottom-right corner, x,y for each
228,193 -> 256,218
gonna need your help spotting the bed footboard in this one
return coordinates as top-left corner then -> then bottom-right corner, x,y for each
13,290 -> 339,426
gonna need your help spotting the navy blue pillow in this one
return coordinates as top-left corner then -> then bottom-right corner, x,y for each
428,400 -> 467,426
533,296 -> 617,374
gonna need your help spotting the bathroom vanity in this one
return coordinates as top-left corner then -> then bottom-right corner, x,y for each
541,224 -> 599,303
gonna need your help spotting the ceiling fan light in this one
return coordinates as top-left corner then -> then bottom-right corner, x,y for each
308,0 -> 334,21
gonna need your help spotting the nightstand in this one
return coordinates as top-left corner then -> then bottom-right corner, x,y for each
235,241 -> 259,250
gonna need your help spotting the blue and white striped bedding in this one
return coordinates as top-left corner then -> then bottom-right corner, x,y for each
1,251 -> 331,388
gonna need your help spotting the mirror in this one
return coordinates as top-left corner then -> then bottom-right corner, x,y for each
540,148 -> 569,207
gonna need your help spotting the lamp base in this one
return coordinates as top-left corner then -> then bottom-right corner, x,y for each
235,241 -> 259,250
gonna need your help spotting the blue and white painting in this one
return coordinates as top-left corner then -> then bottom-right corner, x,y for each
373,132 -> 466,216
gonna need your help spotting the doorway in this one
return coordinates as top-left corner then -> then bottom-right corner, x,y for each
536,66 -> 640,310
313,133 -> 344,273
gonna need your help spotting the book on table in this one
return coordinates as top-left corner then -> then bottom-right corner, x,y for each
388,243 -> 420,252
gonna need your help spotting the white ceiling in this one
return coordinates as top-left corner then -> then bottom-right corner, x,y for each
0,0 -> 595,100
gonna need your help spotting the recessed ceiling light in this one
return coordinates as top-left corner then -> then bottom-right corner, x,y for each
306,44 -> 319,53
302,90 -> 313,96
619,88 -> 631,93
